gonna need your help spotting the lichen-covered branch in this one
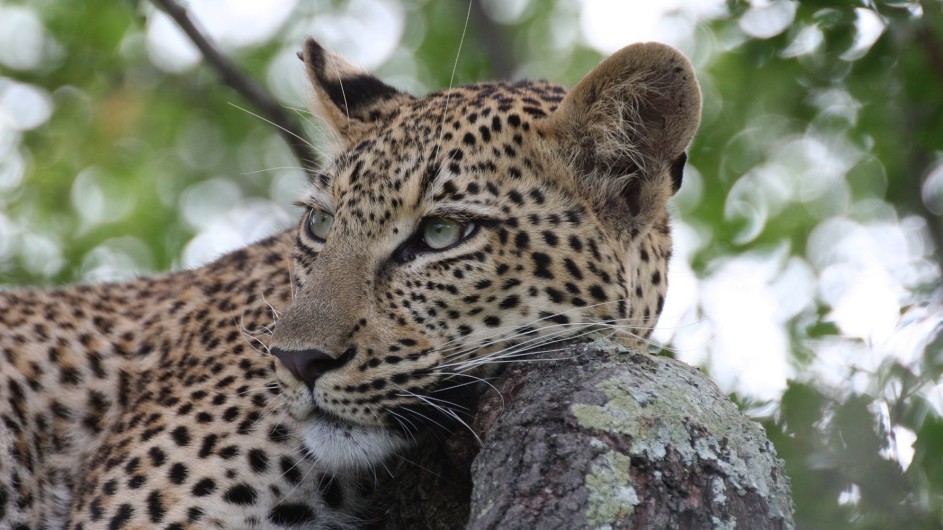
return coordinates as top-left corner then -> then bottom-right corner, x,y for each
380,341 -> 795,529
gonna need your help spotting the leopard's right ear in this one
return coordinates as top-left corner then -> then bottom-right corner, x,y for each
301,38 -> 414,150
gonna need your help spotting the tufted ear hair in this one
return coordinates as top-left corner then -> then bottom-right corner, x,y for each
301,38 -> 415,150
549,42 -> 701,233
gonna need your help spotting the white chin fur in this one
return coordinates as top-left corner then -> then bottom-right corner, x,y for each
299,420 -> 409,472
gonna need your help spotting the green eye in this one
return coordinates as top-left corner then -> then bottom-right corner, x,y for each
422,217 -> 470,250
306,209 -> 334,241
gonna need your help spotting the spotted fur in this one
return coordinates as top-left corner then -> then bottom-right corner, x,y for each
0,38 -> 700,528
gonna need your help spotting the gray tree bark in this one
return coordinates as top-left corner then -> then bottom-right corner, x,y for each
378,340 -> 795,529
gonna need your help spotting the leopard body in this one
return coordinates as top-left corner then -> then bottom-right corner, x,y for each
0,38 -> 700,529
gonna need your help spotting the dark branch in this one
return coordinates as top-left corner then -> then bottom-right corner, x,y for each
916,26 -> 943,88
150,0 -> 320,171
467,0 -> 516,80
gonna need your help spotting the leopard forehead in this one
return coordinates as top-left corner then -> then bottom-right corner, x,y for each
301,81 -> 570,225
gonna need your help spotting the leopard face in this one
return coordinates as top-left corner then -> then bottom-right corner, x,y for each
270,39 -> 701,471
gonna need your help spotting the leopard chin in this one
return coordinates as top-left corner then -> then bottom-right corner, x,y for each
298,412 -> 410,472
275,371 -> 411,471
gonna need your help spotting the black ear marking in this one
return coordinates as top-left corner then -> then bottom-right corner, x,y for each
303,38 -> 402,120
323,75 -> 400,116
296,50 -> 304,61
304,38 -> 327,71
669,152 -> 686,194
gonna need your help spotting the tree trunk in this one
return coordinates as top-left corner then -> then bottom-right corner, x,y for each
378,340 -> 795,529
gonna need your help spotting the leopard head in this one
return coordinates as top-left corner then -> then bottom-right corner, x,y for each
269,38 -> 701,471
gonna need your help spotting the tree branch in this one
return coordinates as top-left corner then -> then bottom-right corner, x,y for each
378,341 -> 795,529
467,0 -> 517,79
916,26 -> 943,88
150,0 -> 320,171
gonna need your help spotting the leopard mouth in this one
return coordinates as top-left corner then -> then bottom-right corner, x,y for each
273,357 -> 471,470
303,404 -> 358,428
294,406 -> 410,472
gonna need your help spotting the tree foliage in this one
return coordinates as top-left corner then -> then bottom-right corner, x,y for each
0,1 -> 941,527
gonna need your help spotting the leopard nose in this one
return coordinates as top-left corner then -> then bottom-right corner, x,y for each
270,347 -> 354,387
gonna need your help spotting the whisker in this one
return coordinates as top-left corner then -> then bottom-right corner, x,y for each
430,0 -> 474,180
240,166 -> 309,175
436,299 -> 672,360
439,321 -> 631,372
436,371 -> 502,398
439,319 -> 600,364
399,390 -> 482,446
227,102 -> 319,155
434,298 -> 636,356
396,402 -> 454,435
396,391 -> 471,413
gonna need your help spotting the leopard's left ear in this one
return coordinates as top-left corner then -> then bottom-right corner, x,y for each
301,38 -> 415,150
549,42 -> 701,230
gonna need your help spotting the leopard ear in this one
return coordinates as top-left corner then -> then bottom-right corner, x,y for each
301,38 -> 414,149
550,42 -> 701,231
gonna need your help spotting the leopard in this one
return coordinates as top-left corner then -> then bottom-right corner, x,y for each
0,37 -> 700,529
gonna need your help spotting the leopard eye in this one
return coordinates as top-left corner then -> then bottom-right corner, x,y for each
421,217 -> 473,250
306,209 -> 334,242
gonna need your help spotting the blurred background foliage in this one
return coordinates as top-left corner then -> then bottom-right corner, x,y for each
0,0 -> 941,527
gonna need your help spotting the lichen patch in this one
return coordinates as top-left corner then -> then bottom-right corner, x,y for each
584,451 -> 639,527
570,353 -> 794,522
